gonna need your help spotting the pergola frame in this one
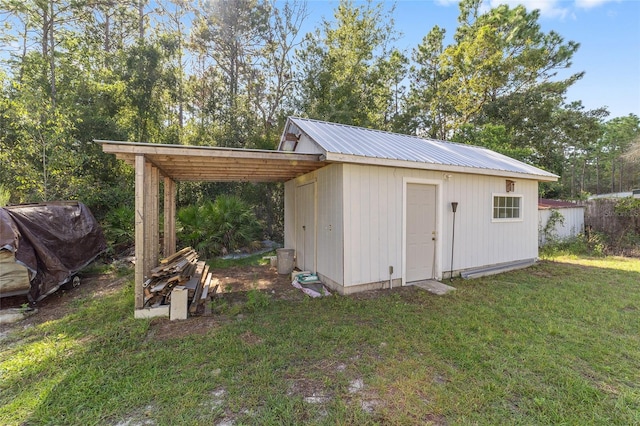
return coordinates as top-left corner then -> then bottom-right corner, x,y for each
97,140 -> 326,311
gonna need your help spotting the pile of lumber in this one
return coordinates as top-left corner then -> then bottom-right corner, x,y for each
143,247 -> 217,314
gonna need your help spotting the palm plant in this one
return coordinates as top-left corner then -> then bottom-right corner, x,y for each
177,195 -> 262,258
0,184 -> 10,206
102,205 -> 135,252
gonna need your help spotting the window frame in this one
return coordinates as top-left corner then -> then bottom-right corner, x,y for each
491,193 -> 524,223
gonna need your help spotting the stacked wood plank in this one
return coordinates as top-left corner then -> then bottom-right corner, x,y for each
143,247 -> 217,314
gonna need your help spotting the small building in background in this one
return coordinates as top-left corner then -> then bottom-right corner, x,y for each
538,199 -> 585,246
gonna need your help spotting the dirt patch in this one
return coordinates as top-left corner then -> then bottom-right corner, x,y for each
147,316 -> 222,341
1,269 -> 131,331
211,264 -> 301,301
1,261 -> 412,339
239,330 -> 263,345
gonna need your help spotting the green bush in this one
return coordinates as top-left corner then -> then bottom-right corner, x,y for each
177,195 -> 262,258
540,209 -> 565,245
539,231 -> 608,258
102,205 -> 135,253
0,184 -> 10,206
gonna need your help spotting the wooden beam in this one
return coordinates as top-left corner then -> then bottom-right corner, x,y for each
97,140 -> 324,161
163,177 -> 176,256
144,161 -> 153,283
134,154 -> 146,310
151,165 -> 160,268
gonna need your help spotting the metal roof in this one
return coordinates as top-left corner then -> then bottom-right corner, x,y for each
538,199 -> 584,209
285,117 -> 558,181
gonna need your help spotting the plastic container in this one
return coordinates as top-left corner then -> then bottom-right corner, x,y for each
276,248 -> 295,275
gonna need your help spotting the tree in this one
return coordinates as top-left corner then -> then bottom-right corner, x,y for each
252,0 -> 308,135
295,0 -> 405,130
407,25 -> 449,138
406,0 -> 611,198
191,0 -> 271,147
409,0 -> 582,137
600,115 -> 640,192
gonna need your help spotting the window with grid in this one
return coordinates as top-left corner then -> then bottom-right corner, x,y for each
493,195 -> 522,220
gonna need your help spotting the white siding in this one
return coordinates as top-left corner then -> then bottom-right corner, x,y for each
538,207 -> 585,246
284,180 -> 296,250
440,172 -> 539,275
284,164 -> 344,286
288,163 -> 541,291
316,165 -> 344,285
342,164 -> 539,287
343,165 -> 405,286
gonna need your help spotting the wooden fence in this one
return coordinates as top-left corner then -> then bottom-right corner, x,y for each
583,198 -> 640,255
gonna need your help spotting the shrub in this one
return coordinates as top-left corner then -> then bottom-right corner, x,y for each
0,184 -> 10,206
540,209 -> 565,246
102,205 -> 135,253
177,195 -> 262,258
539,231 -> 608,259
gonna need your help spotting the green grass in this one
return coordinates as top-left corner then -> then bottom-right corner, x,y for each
1,256 -> 639,425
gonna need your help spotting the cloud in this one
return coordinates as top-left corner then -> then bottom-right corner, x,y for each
433,0 -> 621,19
575,0 -> 620,9
489,0 -> 570,19
433,0 -> 460,5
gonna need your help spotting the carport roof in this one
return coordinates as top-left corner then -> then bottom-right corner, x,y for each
96,140 -> 327,182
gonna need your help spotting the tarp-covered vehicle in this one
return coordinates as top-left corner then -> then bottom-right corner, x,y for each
0,201 -> 106,302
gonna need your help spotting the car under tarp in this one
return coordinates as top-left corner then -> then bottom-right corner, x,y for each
0,201 -> 106,302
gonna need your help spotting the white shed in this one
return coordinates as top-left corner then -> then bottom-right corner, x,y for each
279,117 -> 558,294
538,199 -> 585,246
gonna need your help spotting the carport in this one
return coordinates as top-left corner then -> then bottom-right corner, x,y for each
96,140 -> 326,313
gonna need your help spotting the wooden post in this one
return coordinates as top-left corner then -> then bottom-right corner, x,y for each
144,161 -> 153,285
134,154 -> 147,310
163,177 -> 176,257
150,165 -> 160,268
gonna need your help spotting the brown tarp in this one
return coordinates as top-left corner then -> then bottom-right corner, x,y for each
0,202 -> 106,301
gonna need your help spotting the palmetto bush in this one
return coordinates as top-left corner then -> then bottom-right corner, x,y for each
102,205 -> 135,253
177,195 -> 262,258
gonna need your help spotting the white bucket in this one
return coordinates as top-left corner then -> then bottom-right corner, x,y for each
276,248 -> 295,275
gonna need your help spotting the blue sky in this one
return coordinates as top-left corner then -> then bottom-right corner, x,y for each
302,0 -> 640,120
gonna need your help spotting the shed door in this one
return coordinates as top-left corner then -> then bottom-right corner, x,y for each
295,182 -> 316,272
406,183 -> 437,283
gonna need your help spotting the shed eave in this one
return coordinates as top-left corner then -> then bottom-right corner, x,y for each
324,152 -> 559,182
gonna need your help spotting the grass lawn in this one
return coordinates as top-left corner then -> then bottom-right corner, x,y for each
1,255 -> 639,425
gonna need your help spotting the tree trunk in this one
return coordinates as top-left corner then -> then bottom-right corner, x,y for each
18,20 -> 28,83
42,5 -> 49,57
581,159 -> 586,195
138,0 -> 145,41
48,0 -> 57,107
177,20 -> 184,140
104,11 -> 111,53
570,159 -> 575,198
595,156 -> 600,194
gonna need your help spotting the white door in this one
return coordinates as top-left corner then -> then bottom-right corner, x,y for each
295,182 -> 316,272
406,183 -> 437,283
